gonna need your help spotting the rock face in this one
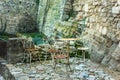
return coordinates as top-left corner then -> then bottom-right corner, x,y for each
0,0 -> 39,34
0,40 -> 7,58
17,12 -> 39,33
37,0 -> 65,36
0,63 -> 15,80
62,0 -> 120,71
6,38 -> 25,63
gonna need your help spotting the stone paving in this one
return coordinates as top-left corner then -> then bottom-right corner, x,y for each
0,58 -> 116,80
0,75 -> 4,80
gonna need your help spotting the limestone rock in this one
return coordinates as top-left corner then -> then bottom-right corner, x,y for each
0,63 -> 15,80
90,49 -> 105,63
116,64 -> 120,71
112,6 -> 120,14
101,55 -> 112,66
118,0 -> 120,4
108,58 -> 119,71
0,0 -> 38,34
112,44 -> 120,61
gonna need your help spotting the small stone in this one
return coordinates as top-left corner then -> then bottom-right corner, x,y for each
0,75 -> 4,80
11,68 -> 23,75
29,74 -> 35,78
112,7 -> 119,14
88,75 -> 96,80
14,73 -> 29,80
109,78 -> 115,80
36,65 -> 45,71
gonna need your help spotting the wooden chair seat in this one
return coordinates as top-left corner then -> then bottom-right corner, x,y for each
48,48 -> 61,53
54,54 -> 68,59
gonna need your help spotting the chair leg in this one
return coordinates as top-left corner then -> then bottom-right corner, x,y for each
29,53 -> 32,65
66,63 -> 71,72
51,53 -> 54,65
22,52 -> 26,63
68,63 -> 71,71
66,57 -> 71,71
53,59 -> 57,69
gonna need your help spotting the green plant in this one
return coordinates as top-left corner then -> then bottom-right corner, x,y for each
16,32 -> 48,45
54,21 -> 79,38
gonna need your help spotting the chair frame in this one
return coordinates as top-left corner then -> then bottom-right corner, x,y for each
48,41 -> 71,71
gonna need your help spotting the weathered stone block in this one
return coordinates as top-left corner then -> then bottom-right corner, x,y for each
116,64 -> 120,71
118,0 -> 120,4
73,5 -> 82,11
108,58 -> 119,71
112,6 -> 120,14
101,55 -> 112,66
0,0 -> 38,34
112,44 -> 120,61
0,39 -> 7,58
0,63 -> 15,80
90,49 -> 105,63
64,5 -> 72,9
5,38 -> 26,63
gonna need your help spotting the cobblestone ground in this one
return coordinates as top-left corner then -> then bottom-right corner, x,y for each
0,58 -> 120,80
0,75 -> 4,80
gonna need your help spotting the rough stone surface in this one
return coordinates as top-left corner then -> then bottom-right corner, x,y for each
0,58 -> 118,80
40,0 -> 120,72
62,0 -> 120,72
0,0 -> 38,34
0,58 -> 15,80
0,39 -> 7,58
112,45 -> 120,61
6,38 -> 25,63
37,0 -> 65,36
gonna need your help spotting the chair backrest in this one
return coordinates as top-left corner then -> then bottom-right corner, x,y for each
21,39 -> 35,50
53,41 -> 68,54
54,41 -> 63,48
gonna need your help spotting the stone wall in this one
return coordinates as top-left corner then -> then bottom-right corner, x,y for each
0,39 -> 7,58
6,38 -> 24,63
64,0 -> 120,71
0,0 -> 38,34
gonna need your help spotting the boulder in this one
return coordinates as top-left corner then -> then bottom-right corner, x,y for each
112,43 -> 120,61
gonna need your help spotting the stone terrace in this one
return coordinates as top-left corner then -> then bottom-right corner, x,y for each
0,57 -> 119,80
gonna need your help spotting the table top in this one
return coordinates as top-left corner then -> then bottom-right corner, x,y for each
78,47 -> 89,50
57,38 -> 80,41
38,44 -> 50,46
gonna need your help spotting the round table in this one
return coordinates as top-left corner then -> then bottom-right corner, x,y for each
57,38 -> 80,41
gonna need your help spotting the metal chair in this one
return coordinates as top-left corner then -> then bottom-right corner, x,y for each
48,41 -> 71,71
21,40 -> 40,64
39,44 -> 51,62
